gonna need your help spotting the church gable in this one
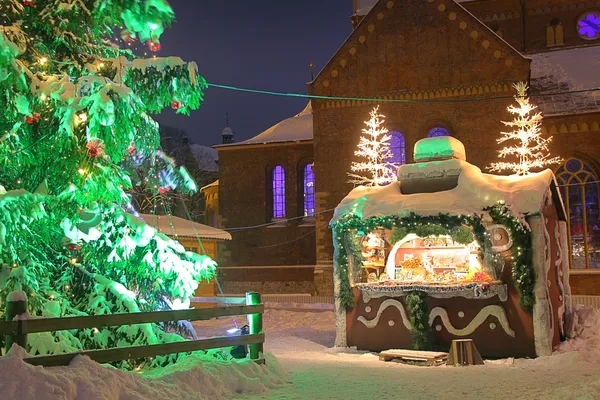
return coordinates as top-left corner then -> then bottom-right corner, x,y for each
309,0 -> 530,99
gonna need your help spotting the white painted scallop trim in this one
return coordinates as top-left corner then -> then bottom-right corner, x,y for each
428,305 -> 515,337
357,299 -> 412,330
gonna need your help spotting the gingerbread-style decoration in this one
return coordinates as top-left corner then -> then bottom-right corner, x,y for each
332,137 -> 569,358
357,299 -> 411,330
428,305 -> 515,337
488,224 -> 513,253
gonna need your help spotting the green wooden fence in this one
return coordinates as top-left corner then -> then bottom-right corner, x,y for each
0,292 -> 264,367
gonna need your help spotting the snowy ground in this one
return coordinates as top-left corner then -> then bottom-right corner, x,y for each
194,306 -> 600,400
0,331 -> 286,400
2,306 -> 599,399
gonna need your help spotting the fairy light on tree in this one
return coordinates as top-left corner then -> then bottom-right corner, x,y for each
348,106 -> 398,187
0,0 -> 214,369
488,82 -> 562,175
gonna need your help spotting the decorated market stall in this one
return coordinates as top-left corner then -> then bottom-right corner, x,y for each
331,136 -> 572,358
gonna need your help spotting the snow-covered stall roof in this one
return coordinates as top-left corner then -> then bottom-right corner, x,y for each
530,46 -> 600,116
217,103 -> 313,148
139,214 -> 231,240
332,159 -> 560,225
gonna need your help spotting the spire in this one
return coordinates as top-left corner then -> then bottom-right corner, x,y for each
351,0 -> 364,29
221,113 -> 234,144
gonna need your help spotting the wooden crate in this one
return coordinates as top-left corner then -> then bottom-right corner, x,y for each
447,339 -> 484,366
379,349 -> 448,366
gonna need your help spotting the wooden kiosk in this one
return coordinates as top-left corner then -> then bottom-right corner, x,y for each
331,137 -> 572,358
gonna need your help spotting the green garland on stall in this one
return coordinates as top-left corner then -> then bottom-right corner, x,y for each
485,203 -> 535,311
405,291 -> 432,350
333,212 -> 488,309
389,224 -> 474,246
333,228 -> 362,308
332,203 -> 534,311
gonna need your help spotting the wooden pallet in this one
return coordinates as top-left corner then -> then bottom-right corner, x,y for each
379,349 -> 448,366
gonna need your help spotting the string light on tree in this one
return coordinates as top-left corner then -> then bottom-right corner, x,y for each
347,105 -> 398,187
76,112 -> 88,124
488,82 -> 562,175
0,0 -> 213,370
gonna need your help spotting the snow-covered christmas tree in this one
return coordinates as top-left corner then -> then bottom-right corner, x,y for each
488,82 -> 562,175
0,0 -> 215,367
348,106 -> 397,186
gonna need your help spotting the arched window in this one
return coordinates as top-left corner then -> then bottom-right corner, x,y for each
272,165 -> 286,219
547,18 -> 564,46
386,131 -> 406,165
556,158 -> 600,269
303,164 -> 316,217
428,126 -> 450,138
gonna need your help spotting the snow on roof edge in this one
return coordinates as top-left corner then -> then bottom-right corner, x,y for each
331,160 -> 559,226
200,180 -> 219,191
215,103 -> 313,149
139,214 -> 231,241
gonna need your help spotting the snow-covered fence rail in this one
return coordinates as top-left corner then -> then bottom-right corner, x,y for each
0,292 -> 264,367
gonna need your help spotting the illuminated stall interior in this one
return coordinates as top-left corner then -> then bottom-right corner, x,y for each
354,229 -> 492,286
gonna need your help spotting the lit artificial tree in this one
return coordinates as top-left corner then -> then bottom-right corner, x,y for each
348,106 -> 398,186
0,1 -> 216,367
488,82 -> 562,175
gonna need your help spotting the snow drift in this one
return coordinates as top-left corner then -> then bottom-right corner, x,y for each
0,346 -> 287,400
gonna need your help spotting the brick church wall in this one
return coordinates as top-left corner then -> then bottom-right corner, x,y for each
309,0 -> 532,265
216,142 -> 317,293
213,0 -> 600,295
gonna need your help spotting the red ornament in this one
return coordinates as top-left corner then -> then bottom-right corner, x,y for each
158,186 -> 172,194
171,100 -> 181,110
127,142 -> 136,155
86,139 -> 105,158
33,113 -> 41,122
120,29 -> 137,43
22,0 -> 35,6
25,116 -> 34,124
65,243 -> 82,252
148,40 -> 161,52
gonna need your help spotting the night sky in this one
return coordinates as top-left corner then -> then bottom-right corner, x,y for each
153,1 -> 354,147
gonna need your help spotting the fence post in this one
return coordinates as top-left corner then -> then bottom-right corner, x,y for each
6,291 -> 28,352
245,292 -> 263,361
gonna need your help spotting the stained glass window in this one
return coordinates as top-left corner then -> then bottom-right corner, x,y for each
428,126 -> 450,138
303,164 -> 316,217
577,12 -> 600,40
272,166 -> 286,219
386,132 -> 406,165
556,159 -> 600,269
